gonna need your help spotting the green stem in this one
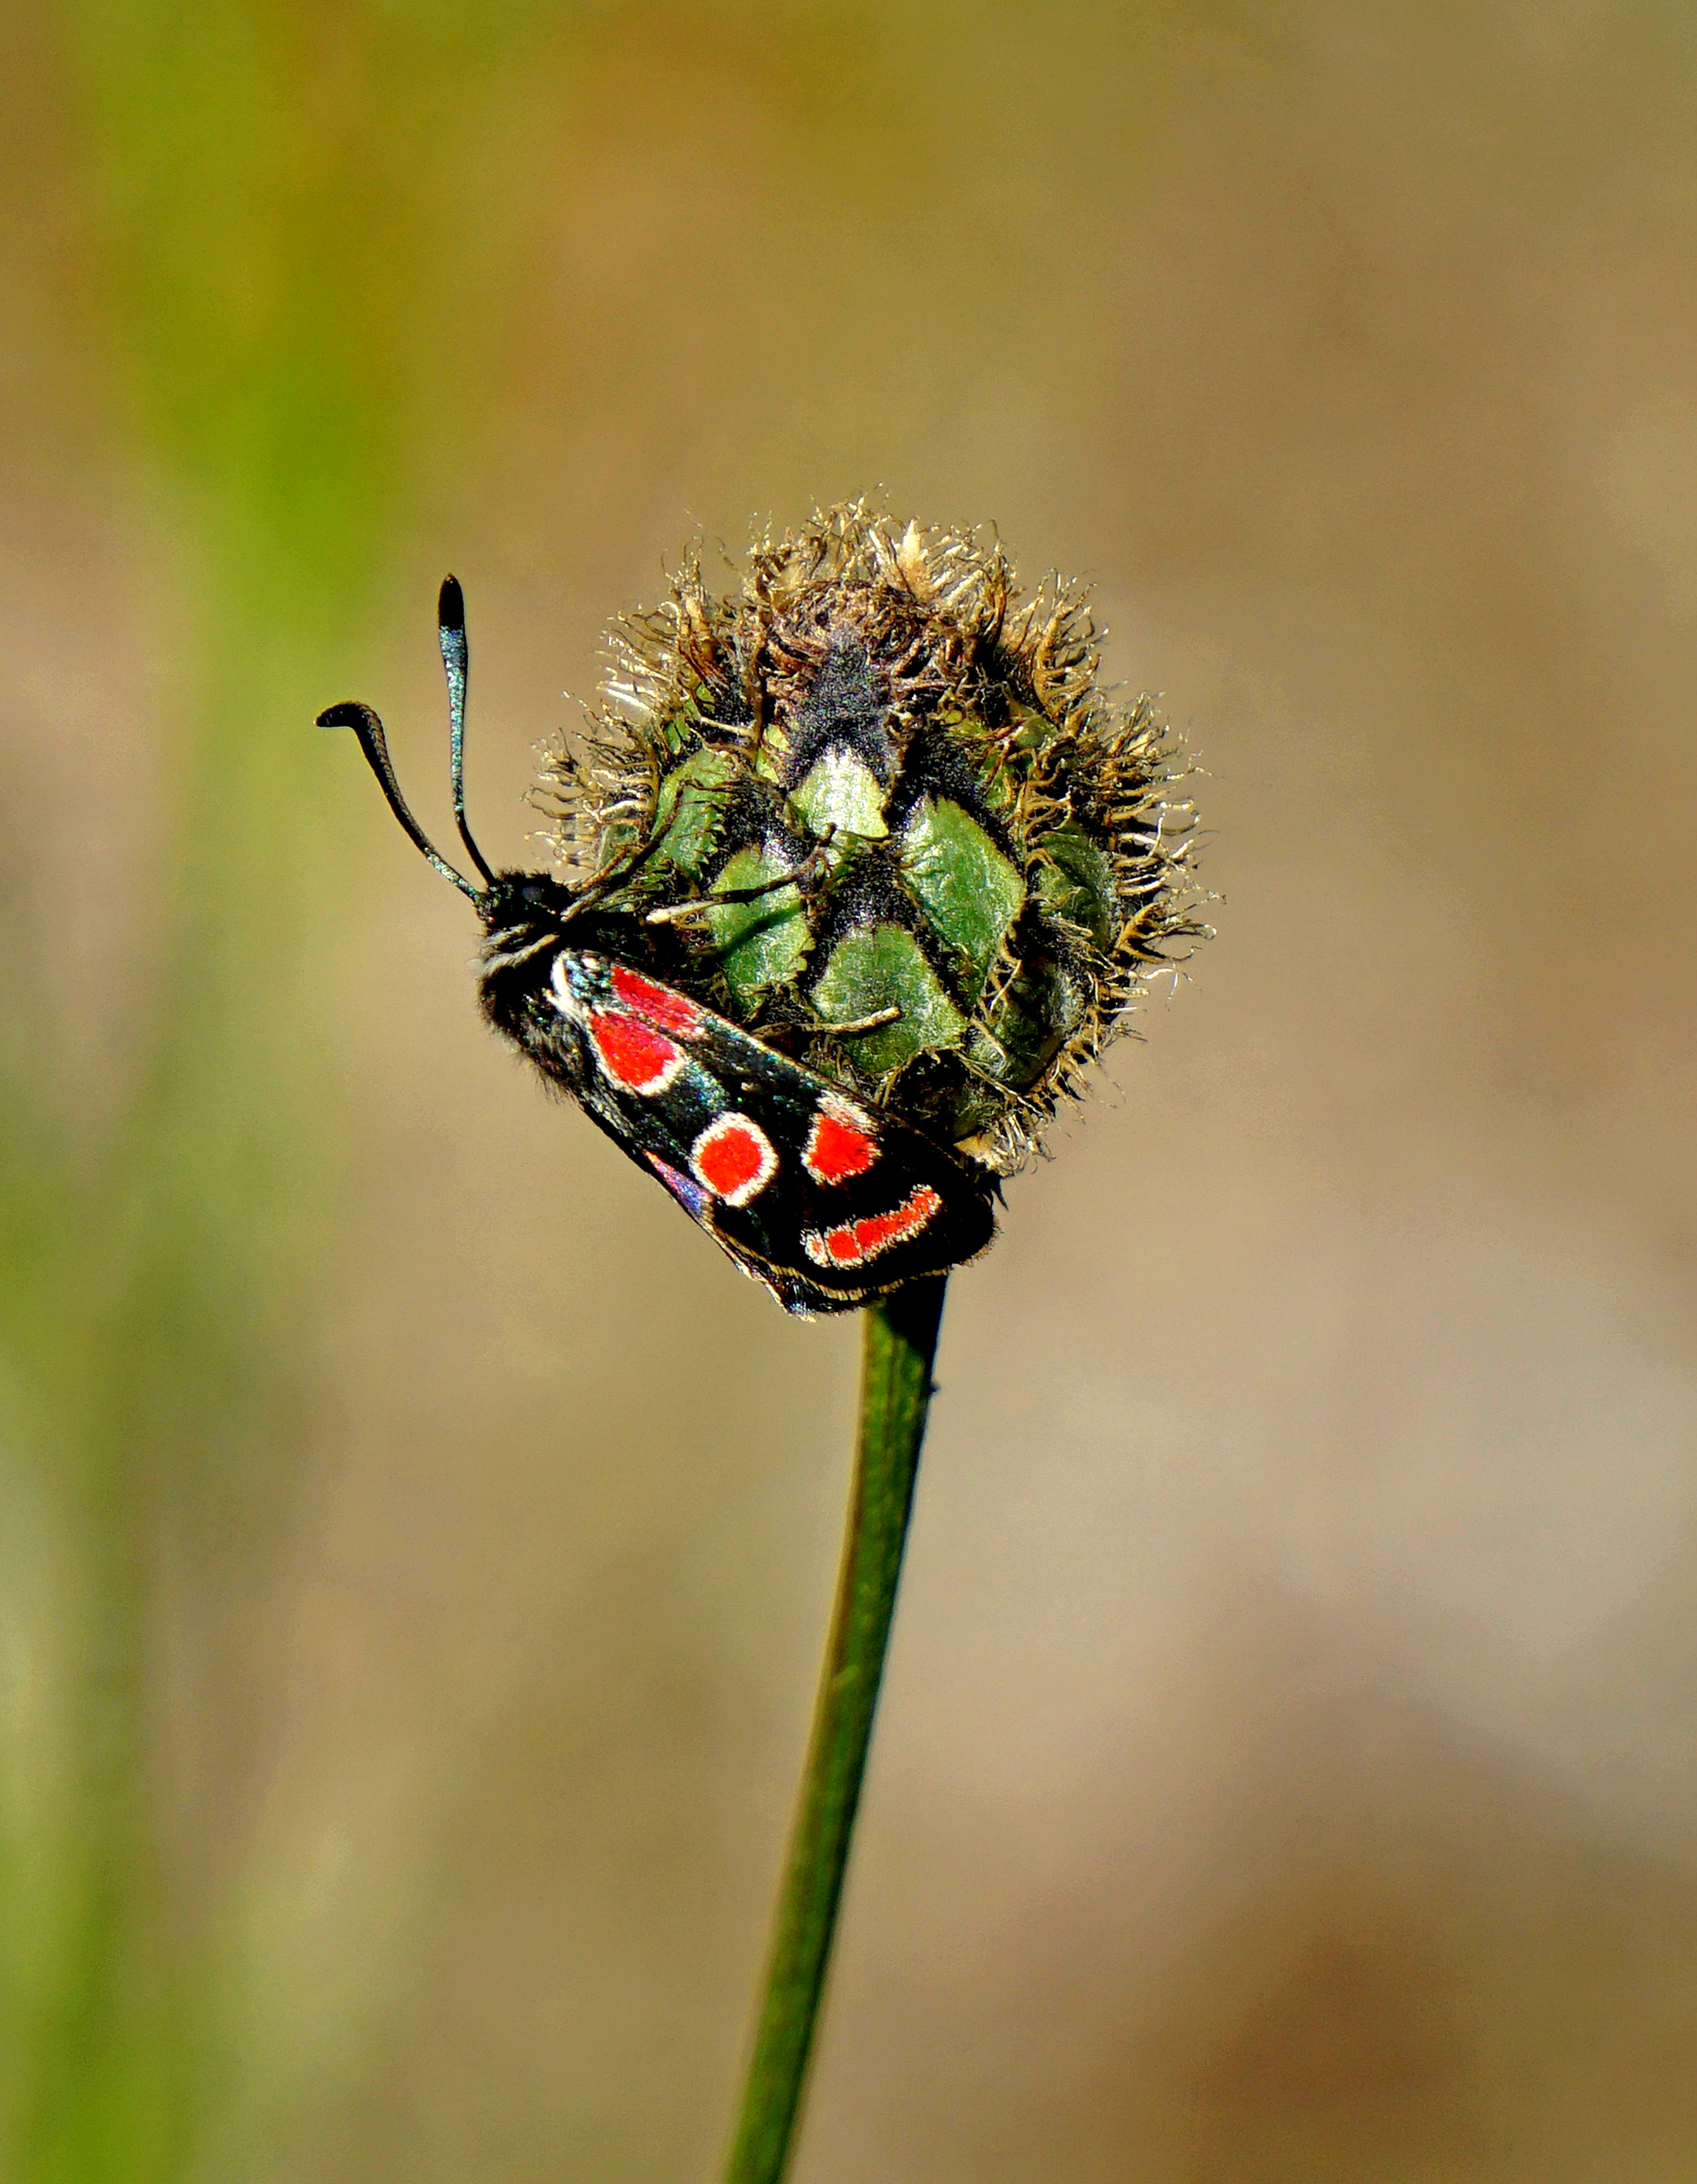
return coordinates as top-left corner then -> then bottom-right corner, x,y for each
723,1275 -> 948,2184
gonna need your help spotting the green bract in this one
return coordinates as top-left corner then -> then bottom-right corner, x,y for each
544,504 -> 1204,1171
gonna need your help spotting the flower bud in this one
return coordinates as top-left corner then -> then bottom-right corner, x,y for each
544,502 -> 1205,1171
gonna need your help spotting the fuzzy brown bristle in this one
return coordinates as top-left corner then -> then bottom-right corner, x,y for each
540,501 -> 1207,1170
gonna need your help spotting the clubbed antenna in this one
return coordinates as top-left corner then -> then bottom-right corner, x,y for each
317,697 -> 484,904
438,575 -> 497,890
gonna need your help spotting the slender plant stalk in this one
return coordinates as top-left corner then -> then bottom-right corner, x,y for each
723,1274 -> 948,2184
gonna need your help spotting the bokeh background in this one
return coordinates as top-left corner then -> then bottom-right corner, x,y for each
4,3 -> 1697,2178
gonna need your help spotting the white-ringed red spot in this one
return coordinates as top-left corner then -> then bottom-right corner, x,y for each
610,963 -> 704,1038
803,1093 -> 880,1185
802,1185 -> 943,1269
691,1113 -> 778,1207
588,1009 -> 685,1094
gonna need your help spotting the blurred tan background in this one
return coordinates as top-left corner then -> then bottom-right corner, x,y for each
3,3 -> 1697,2179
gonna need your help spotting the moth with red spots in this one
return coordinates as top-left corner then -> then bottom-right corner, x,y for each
319,579 -> 997,1316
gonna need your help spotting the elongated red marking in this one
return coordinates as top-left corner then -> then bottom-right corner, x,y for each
803,1185 -> 943,1270
691,1113 -> 777,1206
803,1095 -> 879,1185
610,963 -> 703,1038
589,1010 -> 684,1093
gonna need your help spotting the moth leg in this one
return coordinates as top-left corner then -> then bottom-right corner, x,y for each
560,826 -> 673,921
815,1006 -> 902,1037
643,832 -> 836,926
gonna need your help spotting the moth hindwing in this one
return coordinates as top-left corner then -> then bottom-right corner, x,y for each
480,894 -> 996,1316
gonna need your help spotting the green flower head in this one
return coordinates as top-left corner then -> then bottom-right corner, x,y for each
542,502 -> 1205,1172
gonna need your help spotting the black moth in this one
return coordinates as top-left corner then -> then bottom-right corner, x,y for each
320,579 -> 997,1316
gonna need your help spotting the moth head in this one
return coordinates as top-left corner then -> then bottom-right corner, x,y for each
476,875 -> 580,977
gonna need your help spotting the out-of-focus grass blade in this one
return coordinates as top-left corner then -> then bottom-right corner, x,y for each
1,5 -> 574,2178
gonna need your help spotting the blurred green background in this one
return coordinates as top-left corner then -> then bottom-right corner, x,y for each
4,2 -> 1697,2178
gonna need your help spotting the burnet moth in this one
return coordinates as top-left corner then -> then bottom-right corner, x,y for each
320,580 -> 996,1316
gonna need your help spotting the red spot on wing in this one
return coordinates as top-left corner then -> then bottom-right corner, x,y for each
610,964 -> 703,1038
590,1011 -> 683,1093
803,1186 -> 943,1270
804,1095 -> 879,1184
691,1113 -> 777,1206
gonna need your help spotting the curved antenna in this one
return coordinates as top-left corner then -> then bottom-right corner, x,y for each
317,699 -> 483,903
437,576 -> 497,890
